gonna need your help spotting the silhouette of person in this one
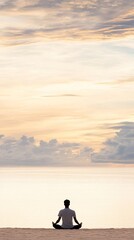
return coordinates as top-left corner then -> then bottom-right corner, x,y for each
52,199 -> 82,229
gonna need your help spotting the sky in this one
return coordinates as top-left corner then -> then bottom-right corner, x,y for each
0,0 -> 134,166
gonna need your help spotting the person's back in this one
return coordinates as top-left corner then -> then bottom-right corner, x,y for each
59,208 -> 76,229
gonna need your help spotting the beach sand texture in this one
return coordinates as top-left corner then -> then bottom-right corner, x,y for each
0,228 -> 134,240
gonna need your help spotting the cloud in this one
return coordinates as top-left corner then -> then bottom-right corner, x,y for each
113,76 -> 134,85
42,94 -> 80,98
0,0 -> 134,45
1,122 -> 134,166
92,122 -> 134,164
0,135 -> 93,166
99,76 -> 134,85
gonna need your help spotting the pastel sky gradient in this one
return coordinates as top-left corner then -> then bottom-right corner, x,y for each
0,0 -> 134,166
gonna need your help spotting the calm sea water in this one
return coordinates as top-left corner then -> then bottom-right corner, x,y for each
0,167 -> 134,228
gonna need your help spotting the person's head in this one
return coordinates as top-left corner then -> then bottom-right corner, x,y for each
64,199 -> 70,208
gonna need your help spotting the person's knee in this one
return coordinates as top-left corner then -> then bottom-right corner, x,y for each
53,223 -> 63,229
72,223 -> 82,229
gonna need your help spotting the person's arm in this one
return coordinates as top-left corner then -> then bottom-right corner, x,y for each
55,216 -> 61,224
74,216 -> 80,225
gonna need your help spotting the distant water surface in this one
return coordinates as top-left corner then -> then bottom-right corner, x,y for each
0,167 -> 134,228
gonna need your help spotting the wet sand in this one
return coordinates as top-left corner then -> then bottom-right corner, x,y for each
0,228 -> 134,240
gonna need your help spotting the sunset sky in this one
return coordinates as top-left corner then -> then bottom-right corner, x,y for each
0,0 -> 134,166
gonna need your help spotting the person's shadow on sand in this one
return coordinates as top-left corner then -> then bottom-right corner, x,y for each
52,199 -> 82,229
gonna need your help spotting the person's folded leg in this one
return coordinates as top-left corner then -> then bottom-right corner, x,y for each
52,222 -> 82,230
72,223 -> 82,229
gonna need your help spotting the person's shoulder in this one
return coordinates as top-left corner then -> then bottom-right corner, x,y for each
58,208 -> 64,216
59,208 -> 64,213
69,208 -> 75,213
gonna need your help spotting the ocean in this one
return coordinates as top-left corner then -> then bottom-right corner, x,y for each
0,167 -> 134,228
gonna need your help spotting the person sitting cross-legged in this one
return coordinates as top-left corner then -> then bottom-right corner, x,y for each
52,199 -> 82,229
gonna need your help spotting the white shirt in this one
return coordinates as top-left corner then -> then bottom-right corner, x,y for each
58,208 -> 76,229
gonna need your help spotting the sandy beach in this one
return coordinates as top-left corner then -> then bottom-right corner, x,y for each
0,228 -> 134,240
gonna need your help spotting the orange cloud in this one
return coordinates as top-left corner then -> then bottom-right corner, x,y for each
0,0 -> 134,45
